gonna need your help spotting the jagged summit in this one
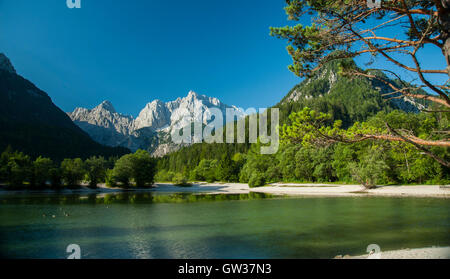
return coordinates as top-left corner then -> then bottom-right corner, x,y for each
68,90 -> 245,154
96,100 -> 116,113
135,98 -> 170,131
187,90 -> 198,98
0,53 -> 16,74
185,90 -> 222,106
149,99 -> 164,105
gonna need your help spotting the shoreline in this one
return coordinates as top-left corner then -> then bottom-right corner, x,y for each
340,246 -> 450,259
253,183 -> 450,198
0,182 -> 449,198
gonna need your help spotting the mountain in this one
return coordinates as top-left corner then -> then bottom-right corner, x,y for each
156,58 -> 430,174
276,59 -> 425,127
69,101 -> 137,147
0,54 -> 15,74
68,91 -> 245,156
0,53 -> 130,160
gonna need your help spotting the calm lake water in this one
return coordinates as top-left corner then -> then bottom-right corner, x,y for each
0,192 -> 449,259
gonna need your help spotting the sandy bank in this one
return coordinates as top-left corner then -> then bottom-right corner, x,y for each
341,246 -> 450,259
0,182 -> 449,198
253,183 -> 450,198
152,182 -> 450,198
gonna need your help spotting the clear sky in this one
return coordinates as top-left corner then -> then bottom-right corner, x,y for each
0,0 -> 301,116
1,1 -> 447,117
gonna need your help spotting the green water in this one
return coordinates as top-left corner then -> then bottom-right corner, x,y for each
0,192 -> 448,259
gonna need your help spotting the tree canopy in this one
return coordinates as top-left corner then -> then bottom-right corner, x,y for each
271,0 -> 450,166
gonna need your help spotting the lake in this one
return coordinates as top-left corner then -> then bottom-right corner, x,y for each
0,192 -> 448,258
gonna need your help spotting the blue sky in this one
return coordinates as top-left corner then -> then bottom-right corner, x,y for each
0,0 -> 301,116
0,1 -> 447,116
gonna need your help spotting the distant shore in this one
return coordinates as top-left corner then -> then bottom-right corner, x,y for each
340,246 -> 450,259
253,183 -> 450,198
1,182 -> 449,198
148,182 -> 450,198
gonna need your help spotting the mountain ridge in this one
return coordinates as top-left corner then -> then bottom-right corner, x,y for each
156,57 -> 431,172
0,54 -> 130,160
275,59 -> 426,127
0,53 -> 16,74
68,90 -> 245,155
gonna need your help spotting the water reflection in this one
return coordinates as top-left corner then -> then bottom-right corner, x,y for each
0,192 -> 275,205
0,195 -> 448,259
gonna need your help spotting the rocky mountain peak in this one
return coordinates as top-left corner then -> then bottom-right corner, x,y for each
135,99 -> 171,130
187,90 -> 198,98
95,100 -> 116,113
181,90 -> 222,107
144,99 -> 165,109
69,91 -> 245,155
0,53 -> 16,74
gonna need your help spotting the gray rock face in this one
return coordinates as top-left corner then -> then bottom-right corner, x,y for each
0,53 -> 16,74
134,99 -> 170,130
68,91 -> 245,156
69,101 -> 136,148
134,91 -> 242,131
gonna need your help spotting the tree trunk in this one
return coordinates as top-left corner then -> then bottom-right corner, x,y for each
443,30 -> 450,77
441,0 -> 450,77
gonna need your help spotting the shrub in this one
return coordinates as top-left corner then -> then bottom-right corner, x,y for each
248,173 -> 266,188
60,158 -> 85,187
112,154 -> 133,187
349,149 -> 389,189
33,157 -> 53,188
49,167 -> 62,189
85,156 -> 106,188
192,159 -> 218,182
0,146 -> 14,182
105,169 -> 116,187
112,150 -> 157,188
2,150 -> 32,188
172,173 -> 190,186
155,170 -> 176,182
131,150 -> 156,187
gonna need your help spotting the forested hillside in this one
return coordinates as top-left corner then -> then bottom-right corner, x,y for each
0,54 -> 130,161
156,59 -> 448,186
276,59 -> 424,127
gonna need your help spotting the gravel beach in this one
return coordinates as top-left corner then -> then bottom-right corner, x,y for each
345,246 -> 450,259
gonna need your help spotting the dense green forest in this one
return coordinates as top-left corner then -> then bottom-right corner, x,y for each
155,60 -> 449,187
156,110 -> 449,187
1,105 -> 448,190
275,60 -> 426,126
0,147 -> 157,189
1,58 -> 448,189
